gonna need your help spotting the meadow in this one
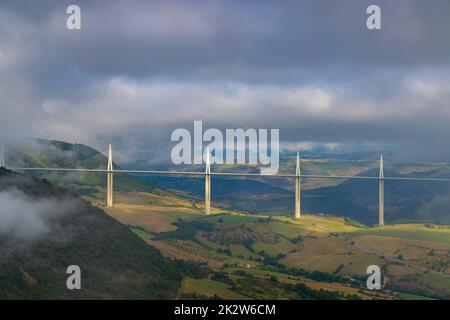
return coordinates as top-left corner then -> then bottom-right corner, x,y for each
98,190 -> 450,299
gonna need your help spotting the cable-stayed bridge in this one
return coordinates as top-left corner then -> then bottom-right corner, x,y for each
3,144 -> 450,226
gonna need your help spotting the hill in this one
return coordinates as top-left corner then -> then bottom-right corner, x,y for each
0,168 -> 203,299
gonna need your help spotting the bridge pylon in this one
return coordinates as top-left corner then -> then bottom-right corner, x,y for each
107,144 -> 114,208
205,148 -> 211,215
378,155 -> 384,226
0,145 -> 5,168
295,152 -> 301,219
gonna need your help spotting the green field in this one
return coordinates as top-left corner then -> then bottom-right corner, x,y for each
348,225 -> 450,244
118,202 -> 450,299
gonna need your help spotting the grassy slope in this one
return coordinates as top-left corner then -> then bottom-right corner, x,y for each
121,204 -> 450,299
0,169 -> 189,299
348,225 -> 450,244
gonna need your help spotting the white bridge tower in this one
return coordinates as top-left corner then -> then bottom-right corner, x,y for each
0,145 -> 5,168
107,144 -> 114,208
378,155 -> 384,226
295,152 -> 301,219
205,148 -> 211,215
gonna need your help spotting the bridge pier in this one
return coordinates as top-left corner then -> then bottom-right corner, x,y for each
378,155 -> 384,226
205,174 -> 211,215
295,152 -> 301,219
205,148 -> 211,215
107,144 -> 114,208
0,145 -> 5,168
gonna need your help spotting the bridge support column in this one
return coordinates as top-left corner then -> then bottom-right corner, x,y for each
295,152 -> 301,219
107,144 -> 114,208
205,174 -> 211,215
378,155 -> 384,226
0,145 -> 5,168
205,148 -> 211,215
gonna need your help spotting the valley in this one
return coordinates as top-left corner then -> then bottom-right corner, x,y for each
104,191 -> 450,300
3,139 -> 450,300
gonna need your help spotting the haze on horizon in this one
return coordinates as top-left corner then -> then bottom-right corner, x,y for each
1,0 -> 450,163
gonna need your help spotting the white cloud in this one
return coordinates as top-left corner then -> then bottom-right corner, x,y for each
0,188 -> 74,242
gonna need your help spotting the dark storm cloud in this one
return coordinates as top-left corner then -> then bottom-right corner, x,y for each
4,0 -> 450,81
1,0 -> 450,161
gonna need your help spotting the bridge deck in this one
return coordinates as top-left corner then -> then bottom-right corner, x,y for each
8,167 -> 450,181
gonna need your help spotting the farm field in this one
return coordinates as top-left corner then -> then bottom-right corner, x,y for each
97,196 -> 450,300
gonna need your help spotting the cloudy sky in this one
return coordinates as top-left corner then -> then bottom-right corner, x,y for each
1,0 -> 450,162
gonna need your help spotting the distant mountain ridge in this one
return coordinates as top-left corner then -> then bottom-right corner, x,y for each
139,164 -> 450,225
6,139 -> 450,225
